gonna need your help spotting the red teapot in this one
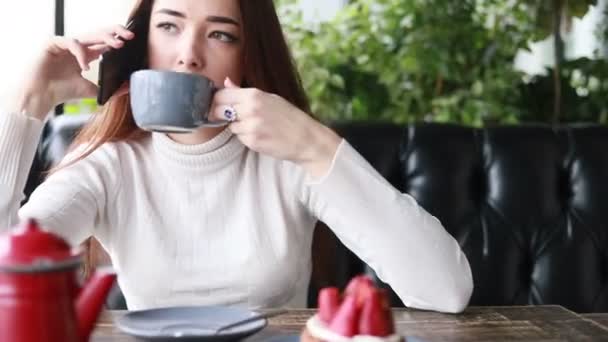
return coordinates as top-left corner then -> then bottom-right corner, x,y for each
0,219 -> 117,342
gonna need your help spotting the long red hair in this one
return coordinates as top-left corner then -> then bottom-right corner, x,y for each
61,0 -> 311,276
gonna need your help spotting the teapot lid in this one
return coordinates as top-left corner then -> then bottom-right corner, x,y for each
0,219 -> 81,273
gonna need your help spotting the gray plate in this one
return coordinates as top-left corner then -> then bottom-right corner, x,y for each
116,306 -> 268,342
263,335 -> 300,342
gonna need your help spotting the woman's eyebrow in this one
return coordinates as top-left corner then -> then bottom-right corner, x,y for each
154,8 -> 187,18
206,15 -> 240,27
154,9 -> 240,27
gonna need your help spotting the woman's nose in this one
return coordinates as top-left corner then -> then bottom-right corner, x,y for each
176,37 -> 205,72
177,53 -> 204,72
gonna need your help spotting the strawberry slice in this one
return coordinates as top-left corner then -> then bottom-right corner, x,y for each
344,275 -> 374,297
329,294 -> 360,337
344,275 -> 375,309
318,287 -> 342,324
359,288 -> 393,337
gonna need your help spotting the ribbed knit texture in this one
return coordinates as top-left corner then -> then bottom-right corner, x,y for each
0,112 -> 44,228
1,111 -> 473,313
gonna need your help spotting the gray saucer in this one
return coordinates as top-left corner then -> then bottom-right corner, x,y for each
116,306 -> 268,342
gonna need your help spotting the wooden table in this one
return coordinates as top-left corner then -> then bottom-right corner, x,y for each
583,313 -> 608,332
92,306 -> 608,341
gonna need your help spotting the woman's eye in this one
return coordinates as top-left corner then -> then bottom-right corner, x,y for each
209,31 -> 238,43
157,22 -> 178,33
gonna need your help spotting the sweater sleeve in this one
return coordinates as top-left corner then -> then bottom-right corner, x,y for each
298,139 -> 473,313
0,111 -> 118,246
0,111 -> 46,230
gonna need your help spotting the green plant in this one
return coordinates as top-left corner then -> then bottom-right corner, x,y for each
524,0 -> 598,123
279,0 -> 539,125
277,0 -> 605,126
520,57 -> 608,124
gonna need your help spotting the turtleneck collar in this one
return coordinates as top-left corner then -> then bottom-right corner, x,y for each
151,128 -> 245,169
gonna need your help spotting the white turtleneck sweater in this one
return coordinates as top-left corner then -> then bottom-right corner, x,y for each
0,111 -> 473,313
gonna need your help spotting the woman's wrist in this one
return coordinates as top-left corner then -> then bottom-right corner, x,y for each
12,87 -> 54,121
298,121 -> 342,180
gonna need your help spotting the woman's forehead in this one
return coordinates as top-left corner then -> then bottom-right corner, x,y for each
151,0 -> 241,21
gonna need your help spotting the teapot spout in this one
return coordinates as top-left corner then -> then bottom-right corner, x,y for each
76,267 -> 116,342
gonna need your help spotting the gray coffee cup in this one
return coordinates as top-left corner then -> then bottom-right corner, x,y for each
129,70 -> 229,133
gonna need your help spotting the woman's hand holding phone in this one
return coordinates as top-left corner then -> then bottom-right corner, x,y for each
13,25 -> 134,121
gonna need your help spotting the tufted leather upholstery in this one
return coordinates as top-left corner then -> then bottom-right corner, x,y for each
27,116 -> 608,313
320,122 -> 608,313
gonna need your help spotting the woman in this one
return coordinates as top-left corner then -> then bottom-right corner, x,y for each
0,0 -> 473,313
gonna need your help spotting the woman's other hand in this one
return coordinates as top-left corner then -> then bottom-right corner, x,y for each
13,25 -> 134,120
212,78 -> 342,179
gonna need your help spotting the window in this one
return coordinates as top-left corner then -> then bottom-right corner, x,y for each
0,1 -> 54,109
66,0 -> 136,89
0,0 -> 348,112
65,0 -> 135,36
515,2 -> 606,75
63,0 -> 136,114
300,0 -> 349,22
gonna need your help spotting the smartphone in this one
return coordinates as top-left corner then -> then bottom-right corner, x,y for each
97,15 -> 149,106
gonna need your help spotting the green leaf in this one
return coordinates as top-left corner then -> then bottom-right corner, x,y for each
277,0 -> 607,125
568,0 -> 596,18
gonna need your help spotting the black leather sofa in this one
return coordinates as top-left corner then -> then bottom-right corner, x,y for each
25,115 -> 608,313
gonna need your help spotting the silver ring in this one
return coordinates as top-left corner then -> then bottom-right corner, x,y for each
223,106 -> 238,122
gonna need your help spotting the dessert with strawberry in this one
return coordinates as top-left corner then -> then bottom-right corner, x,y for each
303,275 -> 402,342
